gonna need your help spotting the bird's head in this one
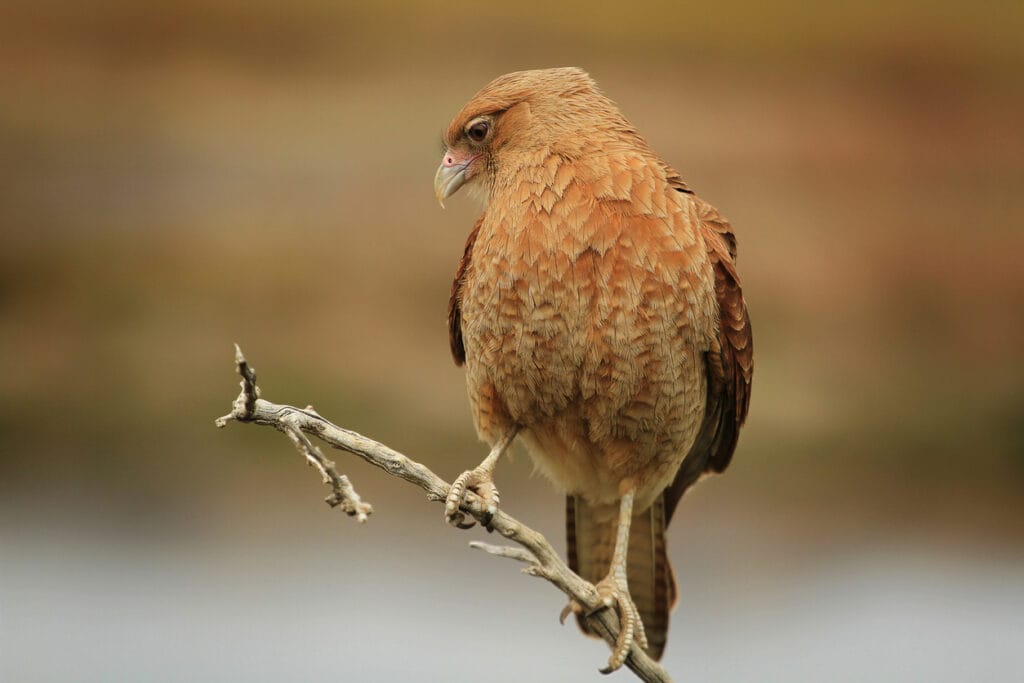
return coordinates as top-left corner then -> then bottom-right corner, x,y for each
434,66 -> 627,207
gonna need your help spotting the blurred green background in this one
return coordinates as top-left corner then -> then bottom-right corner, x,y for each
2,2 -> 1022,681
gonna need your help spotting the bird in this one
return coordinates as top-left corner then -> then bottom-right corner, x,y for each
435,67 -> 752,671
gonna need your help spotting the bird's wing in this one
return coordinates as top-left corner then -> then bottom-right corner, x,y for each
448,215 -> 484,366
664,189 -> 753,524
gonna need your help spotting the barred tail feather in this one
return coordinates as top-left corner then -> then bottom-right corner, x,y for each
566,494 -> 676,660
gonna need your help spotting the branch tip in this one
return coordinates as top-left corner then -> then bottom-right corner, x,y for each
469,541 -> 538,565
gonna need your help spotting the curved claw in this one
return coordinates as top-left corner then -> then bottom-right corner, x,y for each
584,579 -> 648,674
599,618 -> 634,673
444,467 -> 500,528
446,510 -> 477,529
559,600 -> 579,625
598,596 -> 638,674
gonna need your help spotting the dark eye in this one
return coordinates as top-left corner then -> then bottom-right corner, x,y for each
467,120 -> 489,142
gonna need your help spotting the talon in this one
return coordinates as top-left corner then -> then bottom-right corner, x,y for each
590,576 -> 643,674
444,432 -> 516,529
559,599 -> 582,625
599,610 -> 634,674
559,579 -> 647,672
446,509 -> 476,529
444,466 -> 500,528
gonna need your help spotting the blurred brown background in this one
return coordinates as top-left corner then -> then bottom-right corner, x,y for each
2,2 -> 1022,681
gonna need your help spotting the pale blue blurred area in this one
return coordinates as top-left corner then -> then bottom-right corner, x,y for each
3,492 -> 1022,682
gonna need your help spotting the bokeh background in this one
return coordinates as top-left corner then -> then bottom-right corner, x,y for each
2,2 -> 1022,681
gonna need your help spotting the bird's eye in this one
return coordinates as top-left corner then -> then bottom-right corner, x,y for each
467,120 -> 489,142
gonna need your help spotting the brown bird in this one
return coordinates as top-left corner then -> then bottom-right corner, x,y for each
436,67 -> 752,671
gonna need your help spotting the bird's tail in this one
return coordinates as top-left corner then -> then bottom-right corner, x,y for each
566,494 -> 676,660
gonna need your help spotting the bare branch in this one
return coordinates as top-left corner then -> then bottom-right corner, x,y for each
217,346 -> 671,683
469,541 -> 538,565
279,415 -> 373,522
215,344 -> 372,522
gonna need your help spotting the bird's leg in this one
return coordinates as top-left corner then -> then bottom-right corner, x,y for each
445,428 -> 518,529
560,482 -> 649,674
594,485 -> 649,672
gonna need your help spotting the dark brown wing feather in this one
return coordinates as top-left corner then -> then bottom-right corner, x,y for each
448,215 -> 484,366
664,190 -> 753,525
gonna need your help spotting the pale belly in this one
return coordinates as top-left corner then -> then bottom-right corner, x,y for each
461,244 -> 710,509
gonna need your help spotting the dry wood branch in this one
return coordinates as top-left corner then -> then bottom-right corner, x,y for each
216,345 -> 672,683
215,345 -> 372,521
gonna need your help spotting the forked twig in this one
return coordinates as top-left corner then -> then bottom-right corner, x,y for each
216,345 -> 671,683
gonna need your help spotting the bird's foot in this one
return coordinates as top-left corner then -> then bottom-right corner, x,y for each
444,466 -> 500,529
560,575 -> 648,674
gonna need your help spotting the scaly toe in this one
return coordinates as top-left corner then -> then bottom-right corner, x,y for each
591,578 -> 642,674
633,605 -> 649,651
560,585 -> 646,673
475,480 -> 500,524
444,471 -> 471,526
444,468 -> 500,528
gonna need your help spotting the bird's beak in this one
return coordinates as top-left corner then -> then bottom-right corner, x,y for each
434,150 -> 476,208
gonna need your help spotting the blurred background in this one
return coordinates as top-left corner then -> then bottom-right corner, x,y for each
2,1 -> 1022,681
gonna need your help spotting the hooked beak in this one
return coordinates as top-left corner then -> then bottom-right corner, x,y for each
434,150 -> 478,208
